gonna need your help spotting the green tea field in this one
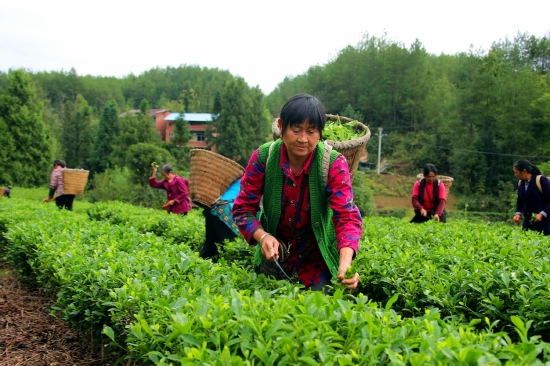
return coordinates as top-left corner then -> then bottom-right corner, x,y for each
1,198 -> 549,365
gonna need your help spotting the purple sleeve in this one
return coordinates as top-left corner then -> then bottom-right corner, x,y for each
149,177 -> 166,189
173,177 -> 189,204
326,155 -> 362,252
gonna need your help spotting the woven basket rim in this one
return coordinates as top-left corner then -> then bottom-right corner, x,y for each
416,173 -> 454,183
189,149 -> 244,170
271,114 -> 371,148
189,149 -> 244,209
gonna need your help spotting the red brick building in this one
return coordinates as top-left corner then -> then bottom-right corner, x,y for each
119,110 -> 216,151
164,112 -> 216,151
120,109 -> 172,140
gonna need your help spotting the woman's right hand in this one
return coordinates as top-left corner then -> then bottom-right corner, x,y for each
420,208 -> 428,217
261,235 -> 280,261
513,214 -> 521,223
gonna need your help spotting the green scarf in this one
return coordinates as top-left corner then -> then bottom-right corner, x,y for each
255,139 -> 340,278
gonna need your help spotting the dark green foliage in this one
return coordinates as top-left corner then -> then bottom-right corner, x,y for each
167,112 -> 192,170
0,69 -> 52,186
124,142 -> 172,186
111,99 -> 162,167
88,100 -> 120,174
61,94 -> 95,169
209,78 -> 271,165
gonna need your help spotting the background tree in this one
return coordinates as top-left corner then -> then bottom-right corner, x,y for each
124,142 -> 172,186
88,100 -> 120,175
111,99 -> 162,167
167,112 -> 193,169
0,69 -> 52,186
61,94 -> 95,169
208,78 -> 271,165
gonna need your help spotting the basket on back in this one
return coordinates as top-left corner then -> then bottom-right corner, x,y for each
63,169 -> 89,195
0,188 -> 5,197
189,149 -> 245,209
417,174 -> 454,198
272,114 -> 371,182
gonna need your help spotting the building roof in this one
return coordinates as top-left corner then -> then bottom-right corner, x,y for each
119,109 -> 170,117
165,113 -> 216,122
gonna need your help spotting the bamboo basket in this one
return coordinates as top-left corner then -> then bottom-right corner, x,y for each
63,169 -> 89,195
0,188 -> 5,197
417,174 -> 454,198
189,149 -> 245,209
272,114 -> 371,182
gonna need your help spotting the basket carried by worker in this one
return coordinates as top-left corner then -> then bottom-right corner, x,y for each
417,174 -> 454,198
272,114 -> 371,182
189,149 -> 245,209
0,188 -> 5,197
63,169 -> 89,195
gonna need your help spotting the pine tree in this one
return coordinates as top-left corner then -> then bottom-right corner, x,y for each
111,99 -> 162,167
209,78 -> 271,165
88,100 -> 120,174
0,69 -> 52,186
61,94 -> 94,169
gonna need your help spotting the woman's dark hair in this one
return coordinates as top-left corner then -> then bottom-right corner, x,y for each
514,160 -> 542,176
161,164 -> 173,174
280,94 -> 326,134
423,163 -> 438,177
53,159 -> 66,168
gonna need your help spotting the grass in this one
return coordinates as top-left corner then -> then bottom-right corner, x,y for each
6,187 -> 94,215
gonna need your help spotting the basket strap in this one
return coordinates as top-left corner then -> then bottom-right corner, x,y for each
322,143 -> 333,186
265,141 -> 276,171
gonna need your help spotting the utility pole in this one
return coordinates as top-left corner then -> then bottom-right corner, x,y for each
377,127 -> 385,174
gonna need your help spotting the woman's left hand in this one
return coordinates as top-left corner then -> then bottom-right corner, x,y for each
433,214 -> 440,222
162,200 -> 175,208
337,265 -> 359,290
338,247 -> 359,289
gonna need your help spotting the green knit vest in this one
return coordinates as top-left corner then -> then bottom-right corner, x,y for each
255,139 -> 340,278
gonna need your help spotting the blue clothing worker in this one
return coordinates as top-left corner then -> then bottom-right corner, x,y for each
199,178 -> 241,258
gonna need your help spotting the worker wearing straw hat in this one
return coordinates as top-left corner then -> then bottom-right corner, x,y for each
43,159 -> 76,211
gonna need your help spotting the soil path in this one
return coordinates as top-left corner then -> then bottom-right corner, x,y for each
0,262 -> 117,366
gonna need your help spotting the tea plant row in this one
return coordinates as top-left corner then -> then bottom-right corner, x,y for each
1,199 -> 549,365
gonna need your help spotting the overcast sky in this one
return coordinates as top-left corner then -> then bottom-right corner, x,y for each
1,0 -> 548,94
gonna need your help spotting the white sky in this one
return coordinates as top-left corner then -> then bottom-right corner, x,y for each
1,0 -> 548,95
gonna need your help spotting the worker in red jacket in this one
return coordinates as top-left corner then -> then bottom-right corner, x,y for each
149,164 -> 191,215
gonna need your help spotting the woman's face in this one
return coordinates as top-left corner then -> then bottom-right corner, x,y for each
514,167 -> 528,180
279,118 -> 320,162
425,172 -> 436,183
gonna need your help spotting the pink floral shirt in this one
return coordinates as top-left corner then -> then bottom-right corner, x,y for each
49,166 -> 64,198
233,144 -> 362,286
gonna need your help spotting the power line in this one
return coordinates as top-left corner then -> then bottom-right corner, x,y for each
437,146 -> 550,159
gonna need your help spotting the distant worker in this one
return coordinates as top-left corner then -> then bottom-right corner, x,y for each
199,178 -> 241,259
43,159 -> 76,210
513,159 -> 550,235
2,186 -> 10,198
149,164 -> 191,215
411,163 -> 447,223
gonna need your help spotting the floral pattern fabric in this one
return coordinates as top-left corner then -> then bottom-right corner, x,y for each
233,144 -> 362,287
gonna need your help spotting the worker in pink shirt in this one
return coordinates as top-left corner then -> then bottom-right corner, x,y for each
411,163 -> 447,223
